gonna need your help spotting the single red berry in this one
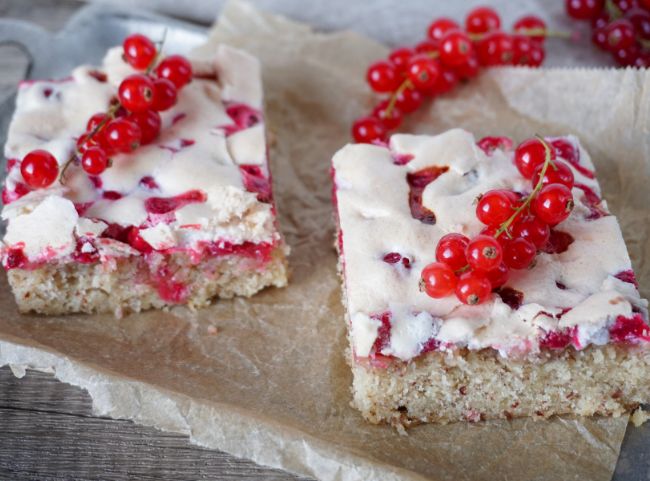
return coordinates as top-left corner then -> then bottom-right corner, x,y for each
394,86 -> 423,113
127,110 -> 161,145
482,262 -> 510,289
352,116 -> 386,143
513,15 -> 547,43
156,55 -> 193,89
388,47 -> 414,74
466,6 -> 501,34
420,262 -> 457,298
455,270 -> 492,305
407,55 -> 440,92
614,0 -> 639,13
427,18 -> 460,43
105,118 -> 142,153
81,146 -> 109,175
634,52 -> 650,66
527,42 -> 546,67
453,54 -> 480,79
626,7 -> 650,39
476,31 -> 515,66
514,138 -> 555,179
20,150 -> 59,188
591,28 -> 609,50
123,33 -> 157,70
477,136 -> 514,155
641,0 -> 650,9
435,233 -> 470,271
532,160 -> 575,189
151,78 -> 177,111
613,42 -> 641,66
366,61 -> 400,93
466,235 -> 503,272
511,215 -> 550,249
566,0 -> 605,19
532,184 -> 574,225
512,35 -> 546,66
87,112 -> 109,132
592,11 -> 611,30
439,31 -> 474,67
431,68 -> 458,94
118,74 -> 154,113
503,238 -> 536,269
372,100 -> 403,130
415,40 -> 439,55
476,189 -> 518,226
76,132 -> 97,153
606,19 -> 636,50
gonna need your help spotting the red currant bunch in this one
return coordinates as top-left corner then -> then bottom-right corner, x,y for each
420,136 -> 574,305
565,0 -> 650,67
20,33 -> 194,188
352,6 -> 556,144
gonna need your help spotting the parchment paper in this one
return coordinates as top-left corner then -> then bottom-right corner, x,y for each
2,2 -> 650,480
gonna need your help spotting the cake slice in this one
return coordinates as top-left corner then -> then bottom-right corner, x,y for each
1,41 -> 288,316
331,128 -> 650,425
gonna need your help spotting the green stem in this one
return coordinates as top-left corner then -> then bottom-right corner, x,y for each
384,78 -> 413,118
494,135 -> 552,238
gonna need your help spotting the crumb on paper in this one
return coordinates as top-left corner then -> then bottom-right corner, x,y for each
207,325 -> 219,336
630,407 -> 650,427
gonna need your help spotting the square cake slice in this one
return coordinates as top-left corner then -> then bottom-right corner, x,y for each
332,128 -> 650,425
1,43 -> 288,316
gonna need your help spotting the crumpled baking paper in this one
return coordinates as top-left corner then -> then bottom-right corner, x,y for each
2,1 -> 649,480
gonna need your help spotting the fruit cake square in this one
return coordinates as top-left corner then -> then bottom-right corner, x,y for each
1,36 -> 288,316
331,128 -> 650,425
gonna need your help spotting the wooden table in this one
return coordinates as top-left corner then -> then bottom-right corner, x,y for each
0,1 -> 308,479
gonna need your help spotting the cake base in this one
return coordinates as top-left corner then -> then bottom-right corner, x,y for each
7,244 -> 289,317
351,345 -> 650,426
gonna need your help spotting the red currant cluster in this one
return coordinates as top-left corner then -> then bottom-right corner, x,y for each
420,137 -> 575,305
566,0 -> 650,66
19,33 -> 192,190
352,6 -> 554,144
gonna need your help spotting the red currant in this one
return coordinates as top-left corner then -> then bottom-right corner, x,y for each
352,116 -> 386,143
76,132 -> 97,153
466,6 -> 501,34
566,0 -> 604,19
511,215 -> 550,249
466,235 -> 503,271
420,262 -> 457,298
513,36 -> 545,66
513,15 -> 547,43
480,226 -> 511,248
20,150 -> 59,188
407,55 -> 440,92
476,189 -> 518,226
415,40 -> 438,55
118,74 -> 154,113
431,68 -> 458,94
105,118 -> 142,153
514,138 -> 555,179
127,110 -> 161,145
455,270 -> 492,305
151,78 -> 177,111
435,233 -> 470,271
532,160 -> 575,189
123,34 -> 156,70
592,28 -> 609,50
87,112 -> 109,132
614,0 -> 639,13
388,47 -> 414,74
156,55 -> 193,89
394,86 -> 423,113
366,61 -> 400,93
503,238 -> 536,269
606,19 -> 636,50
453,54 -> 480,79
482,262 -> 510,289
477,136 -> 513,155
613,43 -> 641,66
532,184 -> 574,225
626,8 -> 650,39
476,31 -> 515,66
527,42 -> 546,67
439,31 -> 474,67
372,100 -> 403,130
427,18 -> 460,43
81,147 -> 109,175
592,11 -> 611,30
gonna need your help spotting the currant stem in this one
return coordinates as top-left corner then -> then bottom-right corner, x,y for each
145,28 -> 167,75
384,78 -> 414,118
494,135 -> 552,238
468,29 -> 572,42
